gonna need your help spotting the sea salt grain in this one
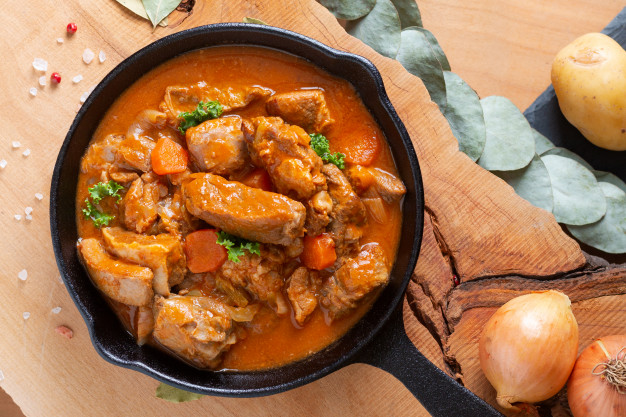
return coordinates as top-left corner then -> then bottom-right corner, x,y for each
83,48 -> 95,64
72,74 -> 83,84
23,148 -> 31,157
25,207 -> 33,215
25,214 -> 33,221
35,193 -> 44,200
23,312 -> 30,320
33,57 -> 48,72
51,307 -> 62,314
18,269 -> 27,281
12,141 -> 21,148
14,215 -> 21,221
57,38 -> 64,44
29,87 -> 37,97
0,159 -> 6,169
39,76 -> 47,87
99,50 -> 106,63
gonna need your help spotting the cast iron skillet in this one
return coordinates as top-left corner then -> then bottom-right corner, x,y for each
50,23 -> 502,416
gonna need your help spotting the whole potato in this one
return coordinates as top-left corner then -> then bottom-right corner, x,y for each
551,33 -> 626,151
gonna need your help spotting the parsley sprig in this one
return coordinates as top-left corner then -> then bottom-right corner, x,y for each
216,231 -> 261,263
82,180 -> 124,228
178,100 -> 223,133
309,133 -> 346,169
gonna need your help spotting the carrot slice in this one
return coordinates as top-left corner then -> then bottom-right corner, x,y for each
183,229 -> 228,273
342,131 -> 381,166
301,233 -> 337,270
151,137 -> 188,175
239,168 -> 273,192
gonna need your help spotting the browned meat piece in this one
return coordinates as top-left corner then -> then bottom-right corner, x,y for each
305,190 -> 333,236
345,165 -> 406,203
323,164 -> 366,225
183,173 -> 306,246
152,295 -> 257,368
157,187 -> 199,236
266,90 -> 334,133
160,83 -> 272,127
101,227 -> 186,296
320,243 -> 389,320
242,117 -> 326,200
135,305 -> 155,346
117,136 -> 155,172
286,267 -> 321,325
126,110 -> 168,140
80,134 -> 124,174
328,221 -> 363,259
122,177 -> 160,233
185,116 -> 249,175
215,249 -> 288,314
109,170 -> 140,184
78,238 -> 154,307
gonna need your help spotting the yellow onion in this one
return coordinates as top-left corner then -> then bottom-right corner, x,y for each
479,290 -> 579,411
568,335 -> 626,417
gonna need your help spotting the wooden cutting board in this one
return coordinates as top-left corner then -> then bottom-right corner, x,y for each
0,1 -> 624,416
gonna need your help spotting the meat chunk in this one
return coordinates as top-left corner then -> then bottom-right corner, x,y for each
135,305 -> 155,346
157,187 -> 199,236
152,295 -> 256,368
305,190 -> 333,236
323,164 -> 366,225
80,134 -> 124,174
78,238 -> 154,306
320,243 -> 389,320
242,117 -> 326,200
346,165 -> 406,203
183,173 -> 305,246
266,90 -> 333,133
160,83 -> 272,127
101,227 -> 186,296
122,177 -> 160,233
117,136 -> 155,173
185,116 -> 249,175
286,267 -> 321,325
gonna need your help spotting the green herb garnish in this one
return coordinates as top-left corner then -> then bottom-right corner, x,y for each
178,101 -> 223,133
216,231 -> 261,263
82,199 -> 115,228
88,180 -> 124,204
309,133 -> 346,169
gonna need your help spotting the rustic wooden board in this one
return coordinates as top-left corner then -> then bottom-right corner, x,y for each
0,1 -> 624,416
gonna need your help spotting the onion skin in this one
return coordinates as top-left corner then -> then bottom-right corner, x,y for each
478,290 -> 579,411
568,335 -> 626,417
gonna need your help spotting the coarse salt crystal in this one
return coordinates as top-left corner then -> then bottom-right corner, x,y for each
80,91 -> 90,103
57,275 -> 63,284
72,74 -> 83,84
14,214 -> 21,221
12,141 -> 21,148
18,269 -> 27,281
33,57 -> 48,72
35,193 -> 43,200
0,369 -> 4,382
0,159 -> 6,169
51,307 -> 62,314
25,207 -> 33,215
23,149 -> 31,157
82,48 -> 95,64
23,312 -> 30,320
57,38 -> 64,44
29,87 -> 38,97
99,50 -> 106,63
25,214 -> 32,221
39,76 -> 47,87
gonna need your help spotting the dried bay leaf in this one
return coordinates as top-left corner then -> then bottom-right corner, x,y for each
396,27 -> 446,110
156,383 -> 204,403
568,182 -> 626,254
243,17 -> 268,25
477,96 -> 535,171
594,170 -> 626,193
541,154 -> 606,226
115,0 -> 158,24
391,0 -> 423,29
320,0 -> 376,21
142,0 -> 179,28
532,129 -> 554,155
417,27 -> 450,71
346,0 -> 401,59
443,71 -> 485,161
541,147 -> 593,171
493,154 -> 553,213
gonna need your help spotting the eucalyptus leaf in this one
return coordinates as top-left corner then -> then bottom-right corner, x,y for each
442,71 -> 485,161
417,27 -> 450,71
541,154 -> 606,226
391,0 -> 423,29
156,383 -> 204,403
541,147 -> 593,171
243,17 -> 268,25
396,28 -> 446,109
346,0 -> 402,59
567,182 -> 626,254
532,129 -> 554,154
142,0 -> 179,28
115,0 -> 167,26
319,0 -> 376,20
493,154 -> 553,213
594,170 -> 626,193
477,96 -> 535,171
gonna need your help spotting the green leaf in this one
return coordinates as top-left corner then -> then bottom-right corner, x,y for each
593,170 -> 626,193
416,27 -> 450,71
531,129 -> 554,155
115,0 -> 167,26
390,0 -> 423,29
477,96 -> 535,171
141,0 -> 179,29
88,181 -> 124,204
442,71 -> 485,161
396,27 -> 446,110
319,0 -> 376,20
568,182 -> 626,254
493,154 -> 553,213
156,383 -> 204,403
310,133 -> 346,169
541,154 -> 606,226
216,231 -> 260,263
178,101 -> 223,133
82,200 -> 115,228
541,147 -> 593,171
242,17 -> 268,25
346,0 -> 402,58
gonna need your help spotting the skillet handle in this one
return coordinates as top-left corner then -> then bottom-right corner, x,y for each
352,303 -> 503,417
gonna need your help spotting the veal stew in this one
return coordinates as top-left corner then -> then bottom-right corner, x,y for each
75,46 -> 405,370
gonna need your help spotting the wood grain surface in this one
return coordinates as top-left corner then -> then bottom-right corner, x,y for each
0,1 -> 624,416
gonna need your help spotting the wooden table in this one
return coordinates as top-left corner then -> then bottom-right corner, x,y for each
1,1 -> 624,416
